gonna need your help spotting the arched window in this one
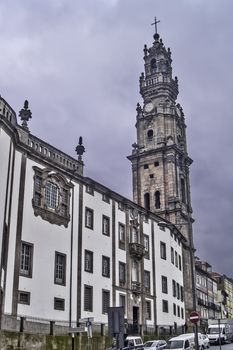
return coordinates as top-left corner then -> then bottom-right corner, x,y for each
151,59 -> 157,71
147,129 -> 153,139
144,193 -> 150,211
155,191 -> 161,209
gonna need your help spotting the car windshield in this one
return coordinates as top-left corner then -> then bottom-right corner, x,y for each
208,328 -> 223,334
166,340 -> 183,349
144,342 -> 155,347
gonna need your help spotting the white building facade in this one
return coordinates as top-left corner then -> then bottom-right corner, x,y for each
0,96 -> 185,333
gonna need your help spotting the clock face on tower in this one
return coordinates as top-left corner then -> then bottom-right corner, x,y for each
144,102 -> 154,113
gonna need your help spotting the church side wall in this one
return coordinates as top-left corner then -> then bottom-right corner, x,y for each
154,224 -> 185,326
81,190 -> 113,323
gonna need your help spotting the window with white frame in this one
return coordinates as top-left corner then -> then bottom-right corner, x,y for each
146,300 -> 151,320
84,250 -> 93,273
119,223 -> 125,250
160,241 -> 166,260
85,207 -> 94,229
55,252 -> 66,285
119,294 -> 126,313
102,289 -> 110,314
162,299 -> 168,313
84,285 -> 93,312
119,262 -> 126,286
102,256 -> 110,278
45,182 -> 59,209
161,275 -> 168,294
102,215 -> 110,236
20,242 -> 33,278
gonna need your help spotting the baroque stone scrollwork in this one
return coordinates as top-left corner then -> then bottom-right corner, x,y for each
32,166 -> 73,227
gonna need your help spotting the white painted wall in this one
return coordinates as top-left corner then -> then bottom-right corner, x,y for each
81,190 -> 112,323
154,223 -> 185,326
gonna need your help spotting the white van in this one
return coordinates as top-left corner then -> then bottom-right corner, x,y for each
165,335 -> 194,349
124,336 -> 144,349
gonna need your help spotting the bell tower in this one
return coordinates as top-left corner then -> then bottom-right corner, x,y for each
128,21 -> 195,315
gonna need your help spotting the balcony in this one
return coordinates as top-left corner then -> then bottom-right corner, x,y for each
131,281 -> 141,295
129,243 -> 145,260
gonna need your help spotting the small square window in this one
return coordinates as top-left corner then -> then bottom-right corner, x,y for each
154,161 -> 159,167
86,185 -> 94,195
149,174 -> 154,179
85,207 -> 94,230
18,291 -> 30,305
102,193 -> 110,203
54,297 -> 65,311
144,164 -> 149,169
118,202 -> 125,211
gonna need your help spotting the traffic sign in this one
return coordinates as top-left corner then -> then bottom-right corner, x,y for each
189,311 -> 199,324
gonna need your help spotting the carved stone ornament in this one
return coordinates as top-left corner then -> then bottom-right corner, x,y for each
32,166 -> 73,227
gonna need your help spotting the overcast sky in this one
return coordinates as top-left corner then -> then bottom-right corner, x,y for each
1,0 -> 233,277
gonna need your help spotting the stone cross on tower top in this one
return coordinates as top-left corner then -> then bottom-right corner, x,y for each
151,16 -> 160,35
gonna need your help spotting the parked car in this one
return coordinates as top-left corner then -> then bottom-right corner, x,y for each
124,336 -> 144,349
106,335 -> 144,350
143,339 -> 167,349
165,334 -> 194,349
201,334 -> 210,349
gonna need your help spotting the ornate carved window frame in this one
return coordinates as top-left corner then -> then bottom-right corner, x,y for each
32,166 -> 72,227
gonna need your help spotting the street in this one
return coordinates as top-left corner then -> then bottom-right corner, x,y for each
210,343 -> 233,350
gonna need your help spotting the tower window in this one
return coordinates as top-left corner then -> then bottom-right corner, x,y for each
151,58 -> 157,71
155,191 -> 161,209
147,129 -> 153,139
144,193 -> 150,211
144,164 -> 149,169
149,174 -> 154,179
154,161 -> 159,167
181,178 -> 186,203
